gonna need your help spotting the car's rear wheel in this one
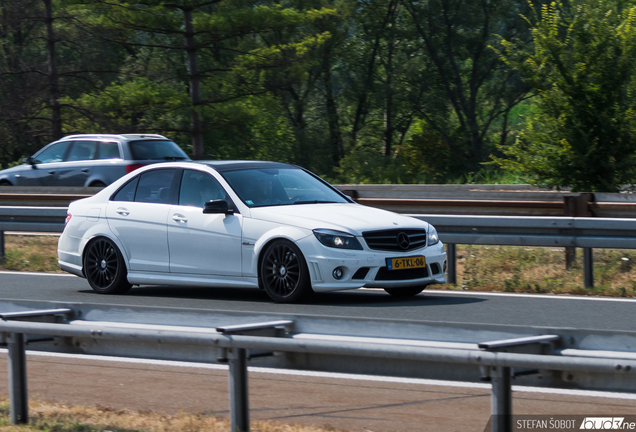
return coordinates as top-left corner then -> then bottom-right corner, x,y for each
84,237 -> 132,294
260,240 -> 312,303
89,181 -> 106,188
384,286 -> 426,297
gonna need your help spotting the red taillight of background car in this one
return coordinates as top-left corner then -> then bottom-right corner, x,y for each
125,164 -> 146,174
65,213 -> 72,228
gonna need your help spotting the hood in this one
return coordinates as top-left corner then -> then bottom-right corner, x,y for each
0,164 -> 28,175
249,203 -> 430,236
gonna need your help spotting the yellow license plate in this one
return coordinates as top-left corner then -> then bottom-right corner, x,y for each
386,256 -> 426,271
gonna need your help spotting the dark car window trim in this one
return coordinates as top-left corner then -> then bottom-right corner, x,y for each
176,168 -> 240,214
110,175 -> 139,202
95,141 -> 121,160
32,141 -> 72,165
65,140 -> 98,162
110,168 -> 180,204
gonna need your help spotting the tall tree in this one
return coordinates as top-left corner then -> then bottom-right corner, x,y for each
496,0 -> 636,191
402,0 -> 531,171
85,0 -> 333,159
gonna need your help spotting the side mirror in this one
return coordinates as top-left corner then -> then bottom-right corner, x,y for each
23,156 -> 35,166
203,199 -> 234,215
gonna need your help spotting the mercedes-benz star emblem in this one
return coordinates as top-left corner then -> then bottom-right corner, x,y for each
397,232 -> 410,250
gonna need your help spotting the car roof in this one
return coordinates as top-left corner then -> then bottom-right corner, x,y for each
60,134 -> 169,141
199,160 -> 298,172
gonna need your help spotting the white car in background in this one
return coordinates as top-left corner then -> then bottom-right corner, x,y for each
58,161 -> 447,303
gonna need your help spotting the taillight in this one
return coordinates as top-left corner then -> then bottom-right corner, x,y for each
65,213 -> 72,228
126,164 -> 146,173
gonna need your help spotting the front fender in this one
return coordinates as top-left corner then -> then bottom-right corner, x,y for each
242,220 -> 312,277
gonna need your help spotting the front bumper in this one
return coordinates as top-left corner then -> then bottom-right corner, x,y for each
296,237 -> 447,292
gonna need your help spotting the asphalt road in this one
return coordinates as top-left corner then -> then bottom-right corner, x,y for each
1,271 -> 635,331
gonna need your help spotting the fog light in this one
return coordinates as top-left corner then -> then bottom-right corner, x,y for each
332,267 -> 344,280
443,260 -> 447,273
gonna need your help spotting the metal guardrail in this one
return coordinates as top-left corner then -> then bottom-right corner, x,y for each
410,214 -> 636,288
3,185 -> 636,218
0,301 -> 635,431
0,205 -> 633,288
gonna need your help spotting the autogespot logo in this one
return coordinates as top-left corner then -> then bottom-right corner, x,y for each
580,417 -> 633,429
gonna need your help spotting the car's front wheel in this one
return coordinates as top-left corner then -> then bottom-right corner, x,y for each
260,240 -> 312,303
384,286 -> 426,297
84,237 -> 132,294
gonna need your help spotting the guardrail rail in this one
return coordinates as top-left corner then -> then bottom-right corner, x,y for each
0,300 -> 635,432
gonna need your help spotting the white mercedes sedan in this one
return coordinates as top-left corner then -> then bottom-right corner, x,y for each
58,161 -> 447,303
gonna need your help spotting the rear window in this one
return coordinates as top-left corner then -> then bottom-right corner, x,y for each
128,140 -> 189,161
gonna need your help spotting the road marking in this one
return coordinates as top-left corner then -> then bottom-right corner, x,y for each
0,271 -> 76,277
363,288 -> 636,303
424,289 -> 636,303
11,349 -> 636,401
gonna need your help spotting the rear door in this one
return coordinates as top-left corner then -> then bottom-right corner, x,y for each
106,168 -> 178,273
56,140 -> 97,186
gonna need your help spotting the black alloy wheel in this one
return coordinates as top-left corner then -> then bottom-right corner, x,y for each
384,286 -> 426,297
84,237 -> 132,294
260,240 -> 312,303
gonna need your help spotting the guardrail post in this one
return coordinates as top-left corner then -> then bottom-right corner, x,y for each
446,244 -> 457,285
584,248 -> 594,288
7,332 -> 28,424
0,230 -> 5,262
490,366 -> 512,432
228,348 -> 249,432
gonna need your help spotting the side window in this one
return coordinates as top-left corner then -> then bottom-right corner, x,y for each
134,169 -> 177,204
97,141 -> 121,159
179,170 -> 226,208
32,142 -> 70,164
111,176 -> 139,202
66,141 -> 97,161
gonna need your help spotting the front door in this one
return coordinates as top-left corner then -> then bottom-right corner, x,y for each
168,169 -> 243,276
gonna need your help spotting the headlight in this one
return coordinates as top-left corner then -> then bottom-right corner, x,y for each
428,226 -> 439,246
313,229 -> 363,250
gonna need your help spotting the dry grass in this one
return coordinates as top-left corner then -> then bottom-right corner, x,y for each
448,245 -> 636,297
0,398 -> 352,432
0,235 -> 61,273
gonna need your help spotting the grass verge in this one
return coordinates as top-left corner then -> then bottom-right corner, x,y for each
0,398 -> 349,432
452,244 -> 636,297
2,235 -> 635,297
0,236 -> 61,273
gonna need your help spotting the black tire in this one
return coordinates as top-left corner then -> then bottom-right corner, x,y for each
384,286 -> 426,297
83,237 -> 132,294
260,240 -> 312,303
0,180 -> 11,186
89,181 -> 106,188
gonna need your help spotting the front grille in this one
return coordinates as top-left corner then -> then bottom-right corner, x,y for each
362,229 -> 427,252
375,266 -> 429,281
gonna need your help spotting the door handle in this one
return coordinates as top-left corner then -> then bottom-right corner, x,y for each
116,207 -> 130,216
81,168 -> 89,173
172,214 -> 187,223
48,171 -> 55,175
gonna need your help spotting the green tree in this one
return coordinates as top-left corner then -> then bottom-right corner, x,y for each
76,0 -> 333,159
496,0 -> 636,192
402,0 -> 531,173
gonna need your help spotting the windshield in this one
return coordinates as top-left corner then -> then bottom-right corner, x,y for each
222,168 -> 349,208
129,140 -> 189,161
